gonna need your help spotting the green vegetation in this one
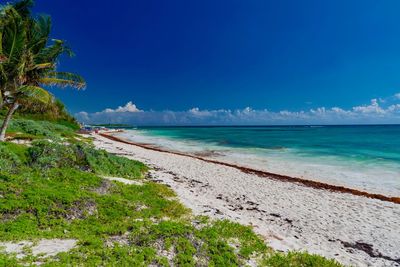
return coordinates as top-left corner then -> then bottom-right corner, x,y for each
0,134 -> 147,178
0,118 -> 344,266
0,1 -> 344,266
0,0 -> 85,141
0,98 -> 79,128
14,98 -> 79,127
7,118 -> 76,140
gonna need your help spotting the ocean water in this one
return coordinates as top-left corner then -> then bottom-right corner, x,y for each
115,125 -> 400,197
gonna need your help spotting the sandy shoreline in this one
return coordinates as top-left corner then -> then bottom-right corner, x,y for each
100,132 -> 400,205
90,132 -> 400,267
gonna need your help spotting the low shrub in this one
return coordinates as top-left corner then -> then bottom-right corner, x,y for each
8,119 -> 75,139
82,145 -> 148,178
27,140 -> 147,179
0,123 -> 343,266
28,140 -> 79,169
0,142 -> 28,173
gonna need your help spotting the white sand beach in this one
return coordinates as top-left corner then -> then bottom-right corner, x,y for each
90,132 -> 400,267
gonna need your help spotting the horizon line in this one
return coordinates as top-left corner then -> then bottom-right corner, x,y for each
88,123 -> 400,127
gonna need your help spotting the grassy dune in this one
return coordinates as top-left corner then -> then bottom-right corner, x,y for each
0,119 -> 343,266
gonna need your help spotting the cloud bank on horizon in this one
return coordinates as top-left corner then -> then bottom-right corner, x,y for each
76,94 -> 400,125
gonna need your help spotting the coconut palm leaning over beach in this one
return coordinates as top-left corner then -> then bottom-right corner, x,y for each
0,0 -> 85,141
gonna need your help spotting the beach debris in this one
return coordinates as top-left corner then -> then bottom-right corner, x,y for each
341,240 -> 400,264
270,213 -> 281,218
92,133 -> 400,266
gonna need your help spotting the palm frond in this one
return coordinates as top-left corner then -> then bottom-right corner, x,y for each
35,15 -> 51,37
0,31 -> 8,75
29,15 -> 51,54
30,62 -> 53,70
3,8 -> 26,64
12,0 -> 34,18
40,71 -> 86,89
17,85 -> 52,104
35,38 -> 74,64
0,0 -> 85,110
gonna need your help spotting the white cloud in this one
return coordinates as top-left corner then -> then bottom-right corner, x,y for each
331,107 -> 347,114
188,107 -> 212,117
352,99 -> 385,114
103,101 -> 142,113
75,97 -> 400,126
388,104 -> 400,112
76,111 -> 89,121
310,107 -> 326,114
395,93 -> 400,100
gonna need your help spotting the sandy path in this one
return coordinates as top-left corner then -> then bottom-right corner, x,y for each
91,133 -> 400,267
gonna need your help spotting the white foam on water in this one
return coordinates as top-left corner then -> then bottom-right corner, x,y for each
116,130 -> 400,197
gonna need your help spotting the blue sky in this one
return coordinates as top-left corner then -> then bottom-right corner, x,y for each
34,0 -> 400,124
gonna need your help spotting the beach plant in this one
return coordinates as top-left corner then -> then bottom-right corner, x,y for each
8,118 -> 75,139
81,144 -> 149,178
0,122 -> 344,266
14,98 -> 79,127
0,162 -> 343,266
0,0 -> 85,141
25,139 -> 148,178
0,141 -> 28,172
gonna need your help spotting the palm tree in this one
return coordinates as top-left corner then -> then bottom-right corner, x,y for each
0,0 -> 85,141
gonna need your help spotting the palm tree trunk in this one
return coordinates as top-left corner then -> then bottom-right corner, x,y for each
0,91 -> 5,110
0,102 -> 19,141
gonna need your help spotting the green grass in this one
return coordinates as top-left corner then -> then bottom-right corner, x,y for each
0,142 -> 29,173
1,98 -> 80,130
0,140 -> 147,179
0,119 -> 344,266
1,164 -> 271,266
7,118 -> 76,140
0,168 -> 187,240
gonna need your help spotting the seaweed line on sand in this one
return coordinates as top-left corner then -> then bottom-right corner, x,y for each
99,132 -> 400,205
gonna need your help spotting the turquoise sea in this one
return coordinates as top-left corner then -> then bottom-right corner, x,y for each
116,125 -> 400,196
